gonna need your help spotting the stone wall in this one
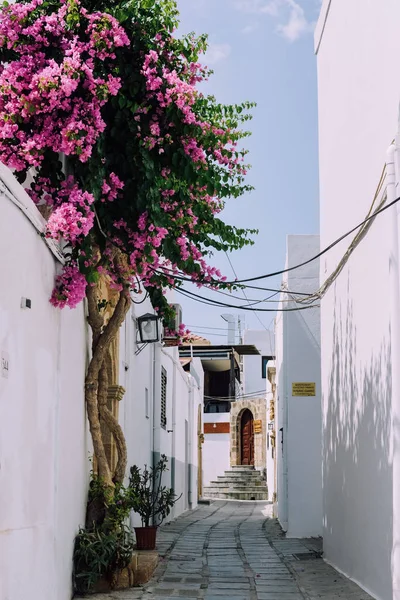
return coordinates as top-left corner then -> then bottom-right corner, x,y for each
230,398 -> 266,471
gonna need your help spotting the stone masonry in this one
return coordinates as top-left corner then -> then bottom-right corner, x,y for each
87,501 -> 374,600
230,398 -> 267,469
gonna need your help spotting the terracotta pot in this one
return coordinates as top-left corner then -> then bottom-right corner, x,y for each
134,526 -> 157,550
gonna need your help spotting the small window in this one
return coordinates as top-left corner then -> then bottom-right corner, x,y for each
145,387 -> 149,419
262,356 -> 269,379
161,367 -> 167,428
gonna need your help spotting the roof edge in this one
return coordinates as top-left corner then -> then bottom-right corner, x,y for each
314,0 -> 332,55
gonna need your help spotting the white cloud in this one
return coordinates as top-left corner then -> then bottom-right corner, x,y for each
204,43 -> 232,65
235,0 -> 314,42
235,0 -> 279,15
241,23 -> 259,35
277,0 -> 314,42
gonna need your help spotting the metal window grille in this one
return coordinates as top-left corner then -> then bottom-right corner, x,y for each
161,367 -> 167,428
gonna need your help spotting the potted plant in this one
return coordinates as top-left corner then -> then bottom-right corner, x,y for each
129,454 -> 181,550
73,475 -> 136,594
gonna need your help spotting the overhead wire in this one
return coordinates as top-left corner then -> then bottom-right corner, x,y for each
154,183 -> 400,288
293,164 -> 388,304
190,330 -> 234,338
152,264 -> 312,295
174,285 -> 320,312
223,246 -> 269,331
187,324 -> 235,331
204,389 -> 268,401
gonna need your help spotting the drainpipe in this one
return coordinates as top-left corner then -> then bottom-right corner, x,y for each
390,137 -> 400,600
278,293 -> 289,532
188,375 -> 194,507
171,352 -> 177,511
152,343 -> 161,471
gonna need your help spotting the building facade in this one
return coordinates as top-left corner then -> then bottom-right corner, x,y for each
274,235 -> 322,538
0,163 -> 204,600
316,2 -> 400,598
266,362 -> 277,502
243,329 -> 274,396
179,342 -> 269,491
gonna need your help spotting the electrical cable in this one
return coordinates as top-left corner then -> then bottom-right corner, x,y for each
174,285 -> 320,312
206,391 -> 267,399
130,291 -> 149,304
223,247 -> 268,330
190,285 -> 282,305
190,330 -> 233,338
154,186 -> 400,287
204,390 -> 268,401
294,165 -> 388,304
187,324 -> 237,331
149,265 -> 312,295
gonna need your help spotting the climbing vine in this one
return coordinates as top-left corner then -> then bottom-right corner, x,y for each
0,0 -> 256,487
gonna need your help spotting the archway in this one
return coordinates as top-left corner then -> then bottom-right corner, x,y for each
240,409 -> 254,465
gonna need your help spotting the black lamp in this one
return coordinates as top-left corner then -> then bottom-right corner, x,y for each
137,313 -> 160,344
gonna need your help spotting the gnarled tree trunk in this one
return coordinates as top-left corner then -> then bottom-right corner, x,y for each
85,273 -> 131,489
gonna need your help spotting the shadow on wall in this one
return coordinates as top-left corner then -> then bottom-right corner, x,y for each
324,285 -> 392,597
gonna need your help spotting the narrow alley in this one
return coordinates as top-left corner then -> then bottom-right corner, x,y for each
86,502 -> 373,600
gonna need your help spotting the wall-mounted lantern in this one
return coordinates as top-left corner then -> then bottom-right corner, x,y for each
135,313 -> 160,355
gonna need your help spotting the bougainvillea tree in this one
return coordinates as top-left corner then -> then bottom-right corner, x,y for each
0,0 -> 255,488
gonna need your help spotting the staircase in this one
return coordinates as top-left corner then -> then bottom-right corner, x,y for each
202,465 -> 268,501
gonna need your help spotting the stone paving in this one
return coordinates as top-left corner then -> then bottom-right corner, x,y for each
86,501 -> 374,600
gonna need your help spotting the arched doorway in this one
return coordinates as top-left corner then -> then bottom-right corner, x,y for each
240,409 -> 254,465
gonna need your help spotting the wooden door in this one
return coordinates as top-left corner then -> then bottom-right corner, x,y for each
241,409 -> 254,465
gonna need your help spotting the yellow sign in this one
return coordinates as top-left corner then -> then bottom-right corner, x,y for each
254,420 -> 262,433
292,382 -> 316,397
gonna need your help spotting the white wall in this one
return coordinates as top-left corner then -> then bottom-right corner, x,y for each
316,2 -> 400,598
202,412 -> 230,486
243,330 -> 274,395
265,362 -> 276,500
121,307 -> 203,527
275,235 -> 322,538
0,164 -> 204,599
0,168 -> 89,600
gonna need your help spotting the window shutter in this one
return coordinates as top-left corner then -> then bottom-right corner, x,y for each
161,367 -> 167,428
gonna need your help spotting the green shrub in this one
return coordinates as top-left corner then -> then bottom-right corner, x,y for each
73,524 -> 134,594
129,454 -> 180,527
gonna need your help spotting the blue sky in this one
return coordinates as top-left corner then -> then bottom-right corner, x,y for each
175,0 -> 321,343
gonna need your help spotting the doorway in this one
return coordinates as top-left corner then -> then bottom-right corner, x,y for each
240,409 -> 254,465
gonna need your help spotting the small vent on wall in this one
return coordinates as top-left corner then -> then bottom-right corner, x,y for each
161,367 -> 167,428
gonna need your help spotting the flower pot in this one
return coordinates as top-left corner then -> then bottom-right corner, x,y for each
134,526 -> 157,550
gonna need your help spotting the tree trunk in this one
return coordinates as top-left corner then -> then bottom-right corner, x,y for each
85,283 -> 131,488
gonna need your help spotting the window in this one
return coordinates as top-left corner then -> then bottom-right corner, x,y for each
262,356 -> 269,379
161,367 -> 167,428
145,387 -> 149,419
204,401 -> 230,414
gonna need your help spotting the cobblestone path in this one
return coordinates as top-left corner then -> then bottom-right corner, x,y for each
88,501 -> 374,600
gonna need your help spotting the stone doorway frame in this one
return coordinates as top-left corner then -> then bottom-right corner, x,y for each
230,398 -> 266,470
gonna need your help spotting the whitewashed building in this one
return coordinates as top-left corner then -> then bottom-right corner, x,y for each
0,163 -> 204,600
274,235 -> 322,538
316,1 -> 400,598
243,329 -> 274,396
179,341 -> 269,500
266,360 -> 277,502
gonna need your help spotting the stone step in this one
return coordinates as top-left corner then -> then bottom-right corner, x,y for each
202,490 -> 269,500
214,475 -> 264,485
223,471 -> 262,478
210,480 -> 264,487
230,465 -> 255,471
221,473 -> 263,480
204,486 -> 268,495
